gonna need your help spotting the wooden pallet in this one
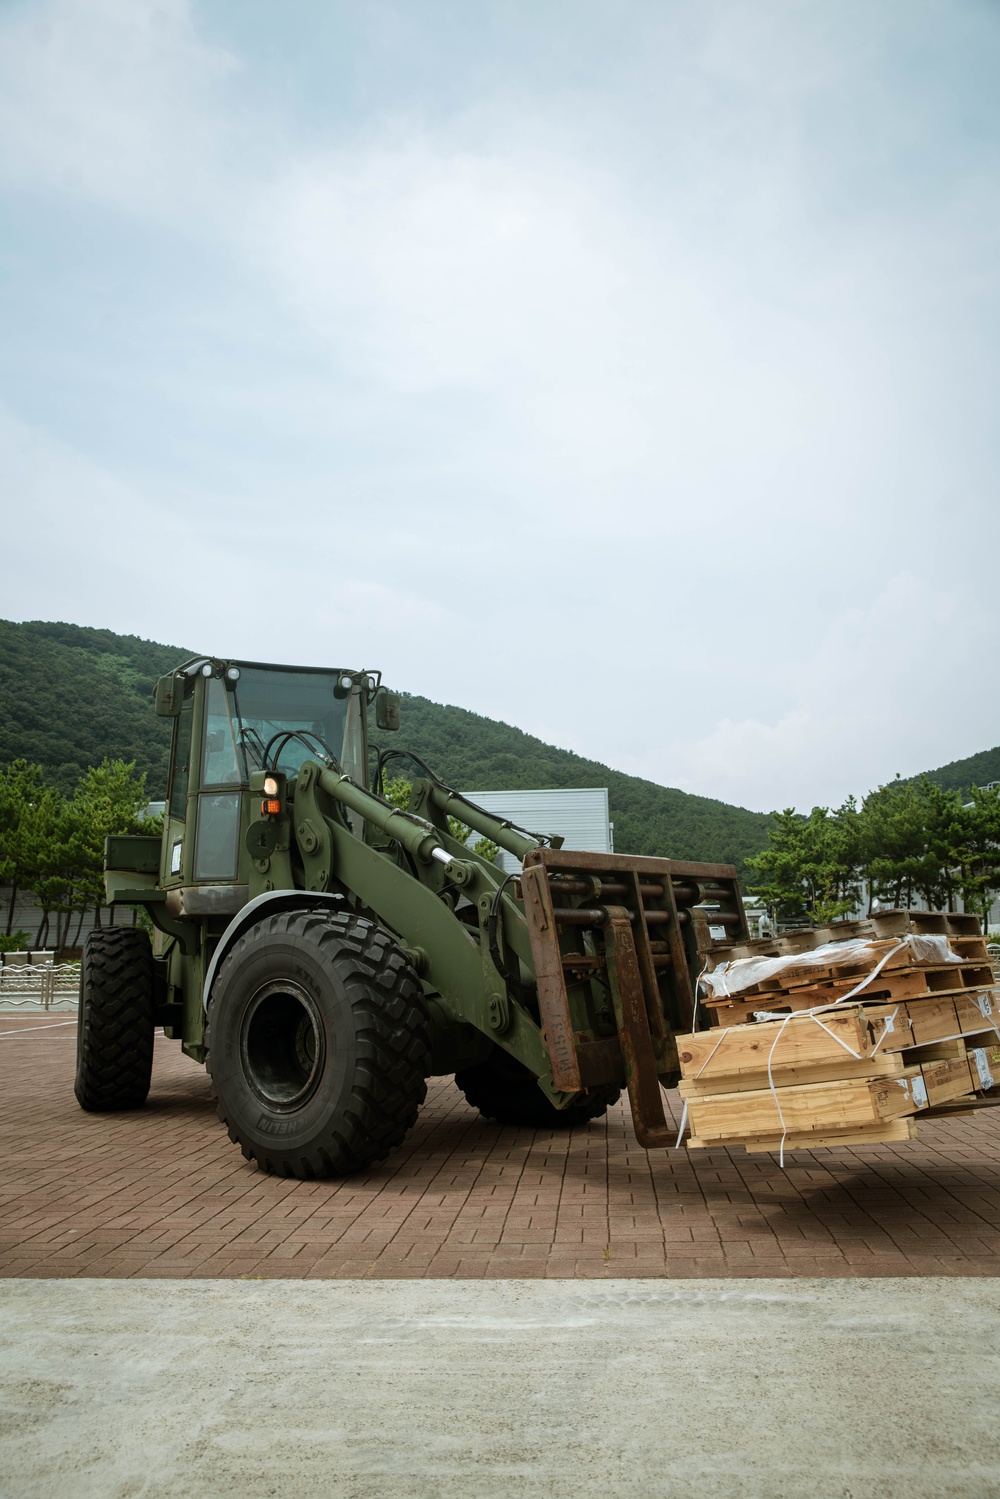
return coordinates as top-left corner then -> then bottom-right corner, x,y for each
770,964 -> 992,1006
704,974 -> 998,1027
905,996 -> 999,1049
714,938 -> 990,998
714,909 -> 982,967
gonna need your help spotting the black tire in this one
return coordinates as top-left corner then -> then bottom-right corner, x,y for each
455,1045 -> 621,1128
74,927 -> 155,1112
207,909 -> 430,1178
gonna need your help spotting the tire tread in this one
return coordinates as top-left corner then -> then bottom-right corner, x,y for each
74,928 -> 155,1112
207,909 -> 429,1177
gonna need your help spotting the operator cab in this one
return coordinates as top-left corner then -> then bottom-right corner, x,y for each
155,657 -> 382,898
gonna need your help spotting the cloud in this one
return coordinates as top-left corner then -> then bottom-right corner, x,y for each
643,574 -> 997,810
0,403 -> 220,638
0,0 -> 918,532
1,0 -> 998,813
0,0 -> 240,220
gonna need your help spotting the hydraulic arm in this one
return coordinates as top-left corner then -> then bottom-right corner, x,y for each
292,761 -> 748,1146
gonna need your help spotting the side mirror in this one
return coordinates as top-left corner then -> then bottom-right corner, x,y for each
375,689 -> 401,732
154,673 -> 185,717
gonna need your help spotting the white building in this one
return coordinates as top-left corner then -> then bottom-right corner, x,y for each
463,787 -> 613,875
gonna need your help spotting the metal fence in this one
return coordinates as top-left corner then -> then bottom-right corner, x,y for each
0,960 -> 81,1011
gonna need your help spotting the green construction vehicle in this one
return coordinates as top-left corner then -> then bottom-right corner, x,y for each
75,656 -> 747,1177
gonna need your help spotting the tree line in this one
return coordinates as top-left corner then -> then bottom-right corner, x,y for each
746,776 -> 1000,932
0,764 -> 496,955
0,758 -> 153,952
3,756 -> 999,954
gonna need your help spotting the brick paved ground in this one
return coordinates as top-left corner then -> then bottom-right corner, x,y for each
3,1015 -> 1000,1279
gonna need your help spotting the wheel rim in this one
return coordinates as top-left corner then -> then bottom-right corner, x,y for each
239,980 -> 326,1110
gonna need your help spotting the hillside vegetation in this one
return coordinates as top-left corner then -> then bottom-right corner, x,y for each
916,745 -> 1000,793
8,619 -> 995,876
393,693 -> 770,871
0,620 -> 187,795
1,619 -> 770,873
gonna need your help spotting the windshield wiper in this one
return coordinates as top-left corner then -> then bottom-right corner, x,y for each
237,724 -> 268,773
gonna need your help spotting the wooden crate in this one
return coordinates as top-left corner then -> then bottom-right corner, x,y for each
921,1055 -> 979,1106
676,1006 -> 905,1082
968,1045 -> 1000,1092
682,1043 -> 978,1150
681,993 -> 1000,1076
952,991 -> 1000,1038
685,1071 -> 923,1143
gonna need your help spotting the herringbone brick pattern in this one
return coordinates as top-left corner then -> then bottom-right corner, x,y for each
3,1016 -> 1000,1278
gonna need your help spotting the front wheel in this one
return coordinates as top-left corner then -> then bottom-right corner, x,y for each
207,909 -> 430,1178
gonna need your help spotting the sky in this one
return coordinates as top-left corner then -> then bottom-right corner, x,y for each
1,0 -> 998,814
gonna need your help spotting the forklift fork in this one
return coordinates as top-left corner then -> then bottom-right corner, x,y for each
520,848 -> 747,1147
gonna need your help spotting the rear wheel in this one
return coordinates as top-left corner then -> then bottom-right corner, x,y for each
75,927 -> 155,1111
207,908 -> 430,1178
456,1046 -> 620,1128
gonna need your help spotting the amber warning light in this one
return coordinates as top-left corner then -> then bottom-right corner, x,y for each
261,799 -> 282,816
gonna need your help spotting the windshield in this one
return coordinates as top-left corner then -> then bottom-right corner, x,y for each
202,666 -> 353,785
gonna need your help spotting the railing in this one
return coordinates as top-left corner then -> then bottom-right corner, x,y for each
0,959 -> 81,1011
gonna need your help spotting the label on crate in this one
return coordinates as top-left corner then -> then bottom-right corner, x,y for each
977,994 -> 994,1018
895,1075 -> 927,1109
971,1049 -> 996,1092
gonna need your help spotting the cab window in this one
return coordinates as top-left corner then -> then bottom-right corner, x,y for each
168,702 -> 194,820
201,676 -> 243,786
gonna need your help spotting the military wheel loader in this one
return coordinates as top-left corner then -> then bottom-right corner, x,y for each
75,657 -> 748,1177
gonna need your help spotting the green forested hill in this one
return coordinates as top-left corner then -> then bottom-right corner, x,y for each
917,745 -> 1000,793
0,620 -> 187,795
0,619 -> 770,872
3,619 -> 997,874
393,693 -> 770,871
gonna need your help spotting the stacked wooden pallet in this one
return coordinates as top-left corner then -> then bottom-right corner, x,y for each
677,910 -> 1000,1154
700,909 -> 992,1026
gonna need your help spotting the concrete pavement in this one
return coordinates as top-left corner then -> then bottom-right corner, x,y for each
2,1276 -> 999,1498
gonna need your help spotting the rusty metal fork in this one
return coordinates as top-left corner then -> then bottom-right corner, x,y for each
603,907 -> 676,1148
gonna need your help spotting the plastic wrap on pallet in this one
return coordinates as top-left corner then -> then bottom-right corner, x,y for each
701,933 -> 964,1001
